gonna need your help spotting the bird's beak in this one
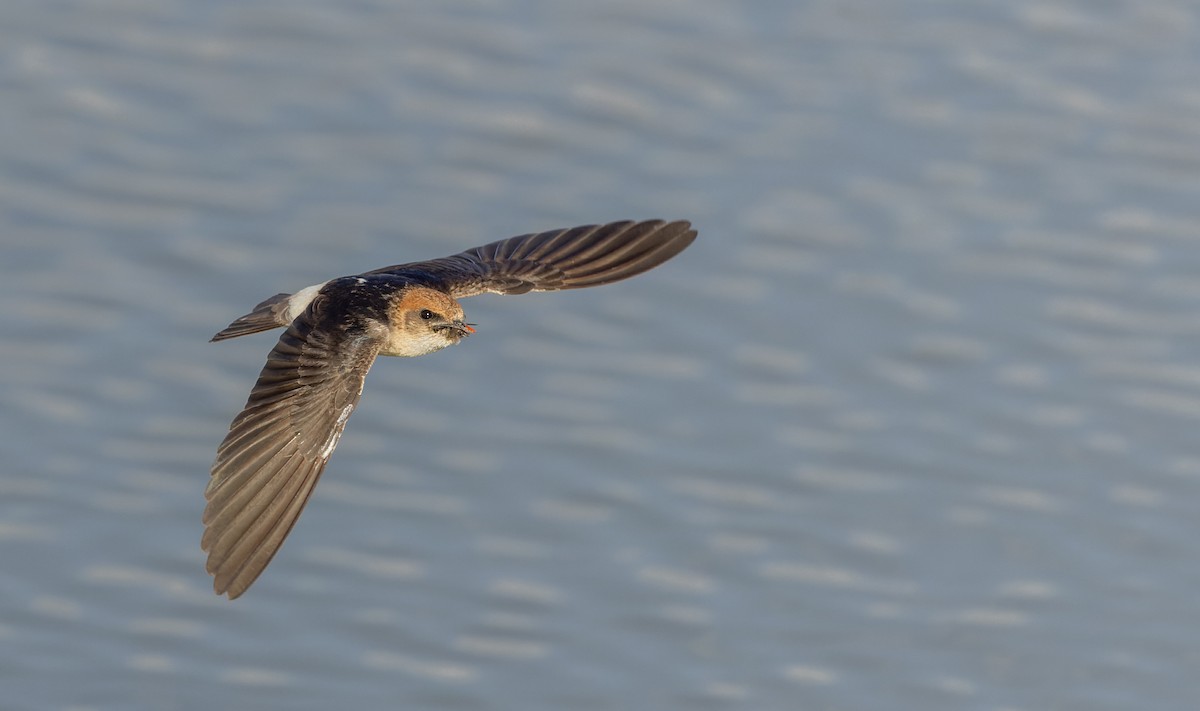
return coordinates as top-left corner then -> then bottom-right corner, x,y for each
433,320 -> 475,338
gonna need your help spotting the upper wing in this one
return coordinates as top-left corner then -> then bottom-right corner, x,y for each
201,296 -> 385,599
366,219 -> 696,298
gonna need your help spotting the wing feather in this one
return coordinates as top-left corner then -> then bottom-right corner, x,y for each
202,294 -> 384,599
366,219 -> 696,298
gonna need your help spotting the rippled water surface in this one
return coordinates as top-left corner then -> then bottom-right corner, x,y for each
4,2 -> 1200,710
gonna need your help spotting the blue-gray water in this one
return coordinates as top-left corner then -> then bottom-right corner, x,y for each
4,2 -> 1200,709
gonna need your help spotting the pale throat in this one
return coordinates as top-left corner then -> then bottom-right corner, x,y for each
379,328 -> 457,358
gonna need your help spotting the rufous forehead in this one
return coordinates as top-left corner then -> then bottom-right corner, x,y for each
393,287 -> 463,318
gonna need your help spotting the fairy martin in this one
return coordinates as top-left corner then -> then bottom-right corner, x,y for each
202,220 -> 696,598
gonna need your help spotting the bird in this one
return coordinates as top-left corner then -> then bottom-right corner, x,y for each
202,219 -> 696,599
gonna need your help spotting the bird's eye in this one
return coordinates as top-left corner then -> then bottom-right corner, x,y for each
419,309 -> 435,321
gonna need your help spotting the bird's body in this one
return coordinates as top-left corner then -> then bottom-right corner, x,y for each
203,219 -> 696,598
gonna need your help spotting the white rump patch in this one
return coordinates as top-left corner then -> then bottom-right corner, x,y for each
285,282 -> 327,322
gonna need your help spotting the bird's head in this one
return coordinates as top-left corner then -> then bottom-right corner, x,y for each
383,286 -> 474,357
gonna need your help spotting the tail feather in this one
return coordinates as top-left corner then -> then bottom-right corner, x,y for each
211,293 -> 292,342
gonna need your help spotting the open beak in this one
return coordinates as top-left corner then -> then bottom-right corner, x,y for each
433,320 -> 475,338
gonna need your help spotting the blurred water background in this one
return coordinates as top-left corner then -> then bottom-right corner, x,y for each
3,1 -> 1200,709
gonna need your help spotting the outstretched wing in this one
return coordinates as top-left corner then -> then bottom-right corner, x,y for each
202,295 -> 385,599
366,219 -> 696,298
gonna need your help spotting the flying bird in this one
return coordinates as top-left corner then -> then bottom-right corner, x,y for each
203,219 -> 696,598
